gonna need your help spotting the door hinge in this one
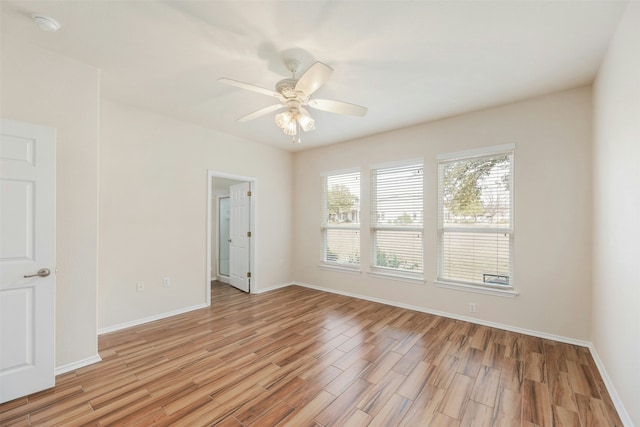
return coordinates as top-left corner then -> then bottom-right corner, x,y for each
247,272 -> 252,278
247,231 -> 252,237
247,191 -> 252,197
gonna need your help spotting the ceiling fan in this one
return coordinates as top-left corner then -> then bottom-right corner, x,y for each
219,60 -> 367,143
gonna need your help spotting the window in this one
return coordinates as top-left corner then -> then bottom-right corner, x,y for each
437,145 -> 514,291
370,160 -> 424,277
321,170 -> 360,268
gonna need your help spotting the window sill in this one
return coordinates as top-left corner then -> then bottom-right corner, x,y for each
435,280 -> 519,298
368,270 -> 425,285
318,264 -> 362,275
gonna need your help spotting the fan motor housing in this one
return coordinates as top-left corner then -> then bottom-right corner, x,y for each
276,78 -> 307,101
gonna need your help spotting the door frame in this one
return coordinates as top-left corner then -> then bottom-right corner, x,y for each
206,171 -> 256,302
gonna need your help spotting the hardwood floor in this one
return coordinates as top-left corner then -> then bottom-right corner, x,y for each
1,281 -> 623,426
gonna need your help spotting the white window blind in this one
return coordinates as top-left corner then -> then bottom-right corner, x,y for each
321,171 -> 360,267
371,161 -> 423,275
438,146 -> 514,288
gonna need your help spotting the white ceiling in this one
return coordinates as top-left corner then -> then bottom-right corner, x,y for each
1,1 -> 628,152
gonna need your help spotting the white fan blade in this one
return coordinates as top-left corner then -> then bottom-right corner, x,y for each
308,99 -> 368,117
295,62 -> 333,96
238,104 -> 285,122
219,78 -> 280,98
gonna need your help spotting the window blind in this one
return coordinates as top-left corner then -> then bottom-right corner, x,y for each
371,161 -> 424,274
321,171 -> 360,267
438,148 -> 513,287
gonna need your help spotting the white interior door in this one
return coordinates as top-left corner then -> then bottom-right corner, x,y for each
229,182 -> 250,292
218,197 -> 230,277
0,119 -> 56,403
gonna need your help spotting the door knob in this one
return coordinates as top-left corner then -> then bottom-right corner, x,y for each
228,239 -> 232,243
24,268 -> 51,278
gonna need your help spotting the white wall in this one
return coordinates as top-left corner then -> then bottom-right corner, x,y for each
98,99 -> 292,329
0,37 -> 100,368
593,2 -> 640,425
293,87 -> 593,341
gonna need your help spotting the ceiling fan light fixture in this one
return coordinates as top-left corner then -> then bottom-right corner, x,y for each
220,60 -> 367,144
297,112 -> 315,132
282,121 -> 297,136
275,111 -> 294,128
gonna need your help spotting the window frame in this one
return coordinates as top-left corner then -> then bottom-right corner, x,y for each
369,158 -> 425,282
320,168 -> 361,271
436,144 -> 517,297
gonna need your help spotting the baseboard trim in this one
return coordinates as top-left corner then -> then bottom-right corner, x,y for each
292,281 -> 589,346
254,281 -> 294,294
55,354 -> 102,376
217,275 -> 231,284
588,344 -> 634,427
97,303 -> 208,335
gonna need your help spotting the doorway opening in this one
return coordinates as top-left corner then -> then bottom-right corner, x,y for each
206,171 -> 256,303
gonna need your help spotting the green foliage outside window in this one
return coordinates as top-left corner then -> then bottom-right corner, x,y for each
327,184 -> 359,223
442,155 -> 509,221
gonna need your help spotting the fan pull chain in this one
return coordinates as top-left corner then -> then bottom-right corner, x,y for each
292,121 -> 302,143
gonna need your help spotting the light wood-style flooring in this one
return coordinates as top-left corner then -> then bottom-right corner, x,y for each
0,281 -> 623,426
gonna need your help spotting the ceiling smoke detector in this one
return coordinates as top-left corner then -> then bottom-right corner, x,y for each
32,14 -> 61,32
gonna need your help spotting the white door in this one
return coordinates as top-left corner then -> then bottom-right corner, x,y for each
229,182 -> 250,292
0,119 -> 56,404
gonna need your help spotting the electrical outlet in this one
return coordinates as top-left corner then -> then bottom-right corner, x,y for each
163,277 -> 171,287
468,302 -> 476,313
136,281 -> 144,292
